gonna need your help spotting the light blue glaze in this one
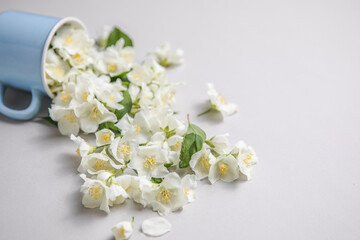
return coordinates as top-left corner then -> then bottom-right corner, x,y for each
0,10 -> 61,120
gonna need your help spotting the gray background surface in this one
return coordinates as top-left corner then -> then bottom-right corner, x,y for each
1,0 -> 360,239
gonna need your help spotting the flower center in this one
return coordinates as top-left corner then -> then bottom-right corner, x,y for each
243,153 -> 254,167
94,159 -> 107,170
54,67 -> 64,76
120,145 -> 131,157
220,164 -> 228,175
121,53 -> 131,61
120,226 -> 125,238
102,133 -> 110,142
89,107 -> 102,120
63,111 -> 77,123
133,125 -> 141,135
59,91 -> 70,102
173,140 -> 181,148
201,156 -> 210,170
76,148 -> 81,158
65,36 -> 73,44
157,188 -> 173,204
184,190 -> 189,195
132,73 -> 139,80
218,95 -> 227,104
144,156 -> 157,170
73,53 -> 83,63
108,64 -> 117,72
81,91 -> 89,101
109,96 -> 115,101
88,184 -> 102,200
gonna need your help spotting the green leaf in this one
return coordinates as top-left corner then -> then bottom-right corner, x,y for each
179,133 -> 204,168
164,162 -> 173,168
110,69 -> 132,83
98,121 -> 121,134
151,177 -> 163,184
115,90 -> 132,120
186,123 -> 206,141
41,117 -> 57,127
106,27 -> 133,48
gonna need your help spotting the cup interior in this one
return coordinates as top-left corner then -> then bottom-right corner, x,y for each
41,17 -> 86,99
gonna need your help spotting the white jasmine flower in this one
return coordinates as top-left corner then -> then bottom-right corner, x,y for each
231,141 -> 258,180
112,220 -> 133,240
49,106 -> 79,136
208,155 -> 240,184
116,111 -> 152,144
207,134 -> 230,154
80,173 -> 128,213
181,175 -> 197,203
52,24 -> 94,56
149,42 -> 184,67
109,130 -> 138,165
116,175 -> 152,207
74,99 -> 117,133
73,73 -> 96,104
142,172 -> 188,215
200,83 -> 238,117
53,82 -> 76,107
94,46 -> 131,76
70,134 -> 95,158
95,129 -> 115,146
45,49 -> 71,83
129,145 -> 169,179
142,217 -> 171,237
127,63 -> 152,86
78,152 -> 121,174
189,148 -> 216,180
90,76 -> 125,110
80,173 -> 112,213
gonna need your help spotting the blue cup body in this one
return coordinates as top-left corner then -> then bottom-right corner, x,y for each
0,10 -> 85,120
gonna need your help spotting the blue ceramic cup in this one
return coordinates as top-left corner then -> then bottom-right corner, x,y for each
0,10 -> 85,120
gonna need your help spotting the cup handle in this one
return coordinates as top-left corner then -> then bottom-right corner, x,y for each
0,82 -> 43,120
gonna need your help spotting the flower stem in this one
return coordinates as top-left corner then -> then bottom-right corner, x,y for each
197,108 -> 212,117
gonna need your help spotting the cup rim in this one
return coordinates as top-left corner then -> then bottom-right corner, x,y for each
41,16 -> 87,99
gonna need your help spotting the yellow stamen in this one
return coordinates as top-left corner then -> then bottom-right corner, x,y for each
120,145 -> 131,157
184,190 -> 189,196
59,91 -> 70,103
81,91 -> 89,101
120,227 -> 125,238
63,111 -> 77,124
144,156 -> 157,170
132,73 -> 139,80
201,156 -> 210,170
54,67 -> 64,76
220,164 -> 228,175
243,153 -> 254,167
143,95 -> 150,99
107,64 -> 117,72
156,188 -> 173,204
173,140 -> 181,148
125,185 -> 131,192
121,53 -> 131,61
65,36 -> 73,44
88,184 -> 102,200
73,53 -> 83,63
89,107 -> 102,120
94,159 -> 107,170
133,125 -> 141,135
76,148 -> 81,158
109,96 -> 114,101
102,133 -> 110,142
218,95 -> 227,104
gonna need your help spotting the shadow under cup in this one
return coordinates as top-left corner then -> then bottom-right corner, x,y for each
0,10 -> 85,120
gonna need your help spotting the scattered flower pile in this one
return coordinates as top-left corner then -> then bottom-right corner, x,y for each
45,23 -> 257,239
